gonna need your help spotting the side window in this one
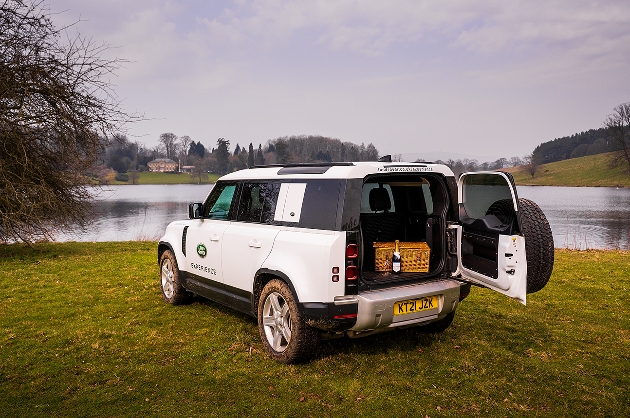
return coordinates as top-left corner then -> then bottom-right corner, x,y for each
299,180 -> 341,230
203,183 -> 237,220
236,182 -> 280,223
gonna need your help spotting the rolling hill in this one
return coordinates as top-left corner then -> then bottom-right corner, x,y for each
506,152 -> 630,187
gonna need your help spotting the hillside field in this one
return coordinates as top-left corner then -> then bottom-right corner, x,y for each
507,152 -> 630,187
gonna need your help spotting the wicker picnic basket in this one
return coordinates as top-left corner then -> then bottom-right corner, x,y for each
373,241 -> 430,273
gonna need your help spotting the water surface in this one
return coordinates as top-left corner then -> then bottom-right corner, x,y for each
56,184 -> 630,249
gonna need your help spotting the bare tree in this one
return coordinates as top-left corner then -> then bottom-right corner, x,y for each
0,0 -> 139,243
159,132 -> 178,160
522,153 -> 539,178
178,135 -> 192,167
603,102 -> 630,170
492,158 -> 508,169
188,155 -> 207,184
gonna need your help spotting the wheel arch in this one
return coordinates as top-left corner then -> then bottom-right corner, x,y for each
253,268 -> 301,314
158,241 -> 175,265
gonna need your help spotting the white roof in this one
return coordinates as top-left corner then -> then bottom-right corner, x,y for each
219,162 -> 455,181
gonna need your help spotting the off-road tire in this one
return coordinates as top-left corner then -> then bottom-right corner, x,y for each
257,279 -> 318,364
159,249 -> 193,304
519,198 -> 554,293
419,310 -> 456,333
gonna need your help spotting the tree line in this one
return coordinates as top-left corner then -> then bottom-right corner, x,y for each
99,134 -> 381,180
100,131 -> 539,181
425,156 -> 526,178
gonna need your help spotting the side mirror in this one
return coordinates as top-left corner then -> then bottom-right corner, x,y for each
188,203 -> 203,219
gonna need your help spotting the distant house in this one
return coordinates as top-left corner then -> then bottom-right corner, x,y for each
180,165 -> 195,173
147,158 -> 178,172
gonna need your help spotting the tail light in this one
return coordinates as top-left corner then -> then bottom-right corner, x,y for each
344,233 -> 360,295
345,265 -> 358,280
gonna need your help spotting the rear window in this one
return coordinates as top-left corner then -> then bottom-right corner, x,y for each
361,183 -> 395,213
361,179 -> 433,215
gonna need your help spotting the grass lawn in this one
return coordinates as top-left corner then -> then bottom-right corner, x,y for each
0,243 -> 628,417
111,172 -> 221,185
507,152 -> 630,187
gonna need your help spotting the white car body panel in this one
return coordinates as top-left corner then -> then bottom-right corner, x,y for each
260,228 -> 346,303
222,222 -> 280,293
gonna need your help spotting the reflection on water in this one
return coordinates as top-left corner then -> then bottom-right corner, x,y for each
55,184 -> 630,249
55,185 -> 214,242
517,186 -> 630,250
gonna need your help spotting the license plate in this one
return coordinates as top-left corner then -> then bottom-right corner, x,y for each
393,296 -> 438,316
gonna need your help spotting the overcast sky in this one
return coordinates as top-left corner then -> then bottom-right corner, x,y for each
50,0 -> 630,161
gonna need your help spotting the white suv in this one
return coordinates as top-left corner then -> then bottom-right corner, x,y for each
158,161 -> 554,363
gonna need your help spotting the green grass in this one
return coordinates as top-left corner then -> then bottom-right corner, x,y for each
1,243 -> 629,417
507,152 -> 630,187
112,171 -> 221,185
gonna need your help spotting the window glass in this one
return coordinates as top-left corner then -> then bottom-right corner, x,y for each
360,183 -> 395,213
236,182 -> 280,223
298,180 -> 341,230
203,183 -> 237,220
461,174 -> 514,220
422,184 -> 434,214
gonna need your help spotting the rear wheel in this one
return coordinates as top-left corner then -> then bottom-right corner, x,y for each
159,249 -> 192,304
257,279 -> 318,364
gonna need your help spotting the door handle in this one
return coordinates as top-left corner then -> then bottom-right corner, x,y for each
248,240 -> 262,248
209,234 -> 220,242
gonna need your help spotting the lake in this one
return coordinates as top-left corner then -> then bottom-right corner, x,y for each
56,184 -> 630,249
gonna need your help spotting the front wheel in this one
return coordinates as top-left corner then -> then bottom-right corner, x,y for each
159,249 -> 192,305
257,279 -> 318,364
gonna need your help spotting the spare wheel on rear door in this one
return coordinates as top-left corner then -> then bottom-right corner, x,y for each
518,198 -> 554,294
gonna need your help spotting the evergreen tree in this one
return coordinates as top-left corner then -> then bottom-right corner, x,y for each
256,144 -> 265,165
248,143 -> 255,167
216,138 -> 230,174
188,141 -> 197,156
195,142 -> 205,158
234,144 -> 240,156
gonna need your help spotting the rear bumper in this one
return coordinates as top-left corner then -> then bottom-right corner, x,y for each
345,279 -> 464,332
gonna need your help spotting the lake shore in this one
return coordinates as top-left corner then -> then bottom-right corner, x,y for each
108,171 -> 220,185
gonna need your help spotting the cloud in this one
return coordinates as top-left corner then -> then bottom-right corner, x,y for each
45,0 -> 630,157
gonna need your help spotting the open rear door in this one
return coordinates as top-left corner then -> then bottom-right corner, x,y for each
457,172 -> 527,304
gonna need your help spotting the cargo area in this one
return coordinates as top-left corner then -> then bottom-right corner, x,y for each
358,173 -> 450,285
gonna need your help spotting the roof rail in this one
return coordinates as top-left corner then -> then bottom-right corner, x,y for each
251,162 -> 355,169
